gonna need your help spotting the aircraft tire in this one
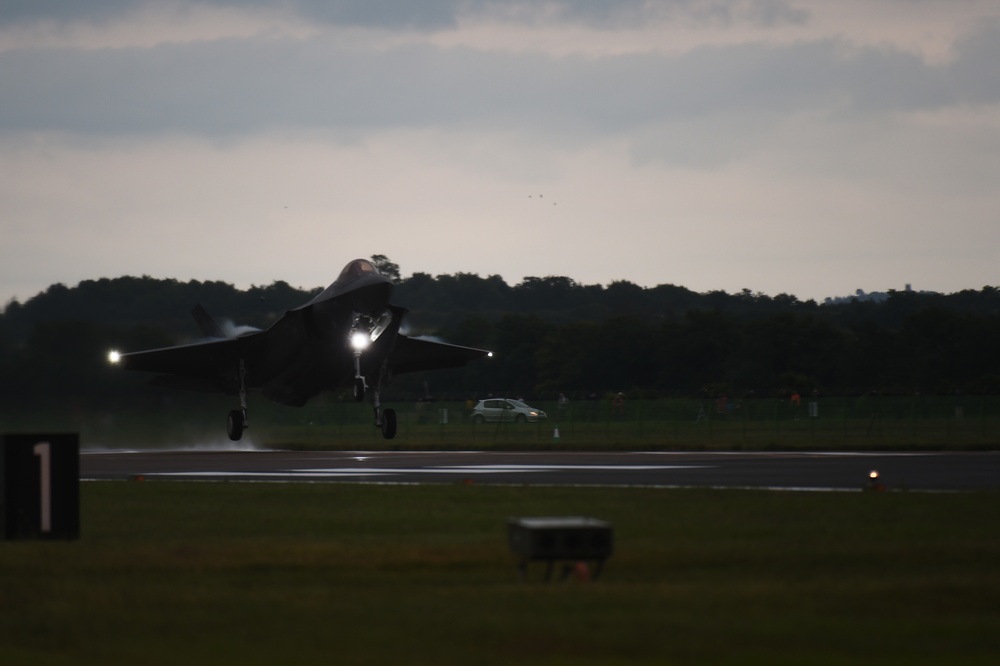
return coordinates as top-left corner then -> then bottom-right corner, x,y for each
354,378 -> 365,402
381,408 -> 397,439
227,410 -> 244,441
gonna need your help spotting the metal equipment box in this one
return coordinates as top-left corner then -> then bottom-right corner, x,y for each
507,516 -> 613,580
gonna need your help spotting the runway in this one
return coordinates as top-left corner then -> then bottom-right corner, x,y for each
80,449 -> 1000,491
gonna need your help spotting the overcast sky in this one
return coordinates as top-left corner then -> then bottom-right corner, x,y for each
2,0 -> 998,306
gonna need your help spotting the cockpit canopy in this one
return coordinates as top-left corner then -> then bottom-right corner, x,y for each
304,258 -> 390,308
335,259 -> 381,286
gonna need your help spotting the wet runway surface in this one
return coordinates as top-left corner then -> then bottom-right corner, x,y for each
81,449 -> 1000,491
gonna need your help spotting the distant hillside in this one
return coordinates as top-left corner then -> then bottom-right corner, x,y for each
2,263 -> 1000,406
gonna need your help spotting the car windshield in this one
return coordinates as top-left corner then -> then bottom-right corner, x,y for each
507,400 -> 530,408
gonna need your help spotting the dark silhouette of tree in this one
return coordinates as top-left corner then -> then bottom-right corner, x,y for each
2,258 -> 999,404
370,254 -> 401,283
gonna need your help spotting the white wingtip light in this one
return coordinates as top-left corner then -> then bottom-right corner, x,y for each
108,350 -> 121,364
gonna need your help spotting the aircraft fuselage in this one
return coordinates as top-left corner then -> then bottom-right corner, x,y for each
109,258 -> 490,440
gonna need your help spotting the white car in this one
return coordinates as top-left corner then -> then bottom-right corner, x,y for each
471,399 -> 548,423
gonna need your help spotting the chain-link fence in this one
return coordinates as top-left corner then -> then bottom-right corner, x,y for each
9,394 -> 997,450
253,394 -> 1000,450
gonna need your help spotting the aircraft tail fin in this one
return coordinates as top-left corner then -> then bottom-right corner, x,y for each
191,304 -> 226,338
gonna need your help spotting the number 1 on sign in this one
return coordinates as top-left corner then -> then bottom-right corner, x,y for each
33,442 -> 51,532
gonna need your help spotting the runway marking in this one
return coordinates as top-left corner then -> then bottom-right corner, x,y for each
147,463 -> 708,479
640,451 -> 938,457
153,471 -> 400,478
435,464 -> 706,471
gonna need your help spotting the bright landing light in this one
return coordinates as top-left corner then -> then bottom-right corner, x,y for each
108,350 -> 121,364
350,331 -> 370,351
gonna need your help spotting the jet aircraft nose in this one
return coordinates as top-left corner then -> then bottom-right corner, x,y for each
336,259 -> 381,284
304,259 -> 392,310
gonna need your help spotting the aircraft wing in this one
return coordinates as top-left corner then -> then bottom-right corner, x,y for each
112,312 -> 489,395
115,337 -> 241,375
113,336 -> 245,394
389,335 -> 491,375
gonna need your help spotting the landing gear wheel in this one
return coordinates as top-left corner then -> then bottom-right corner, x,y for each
354,377 -> 366,402
380,408 -> 397,439
227,409 -> 245,441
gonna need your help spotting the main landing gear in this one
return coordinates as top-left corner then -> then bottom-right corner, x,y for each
227,358 -> 249,441
373,391 -> 397,440
227,409 -> 247,441
223,370 -> 397,442
353,366 -> 397,440
224,313 -> 401,441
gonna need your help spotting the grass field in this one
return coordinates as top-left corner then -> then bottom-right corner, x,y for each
2,481 -> 999,665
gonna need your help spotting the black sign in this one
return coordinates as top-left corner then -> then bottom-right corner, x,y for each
1,434 -> 80,540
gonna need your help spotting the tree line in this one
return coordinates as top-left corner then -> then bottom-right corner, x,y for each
2,259 -> 1000,411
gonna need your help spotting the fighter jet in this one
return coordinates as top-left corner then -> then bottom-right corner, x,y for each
108,258 -> 492,441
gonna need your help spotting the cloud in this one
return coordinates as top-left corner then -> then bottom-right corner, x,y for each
0,1 -> 810,30
2,24 -> 996,143
1,1 -> 999,306
0,0 -> 138,26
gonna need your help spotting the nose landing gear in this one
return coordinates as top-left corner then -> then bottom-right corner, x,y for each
351,314 -> 398,440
